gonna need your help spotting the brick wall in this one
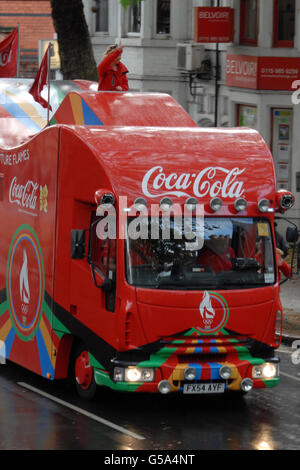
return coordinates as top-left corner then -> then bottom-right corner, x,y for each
0,1 -> 55,77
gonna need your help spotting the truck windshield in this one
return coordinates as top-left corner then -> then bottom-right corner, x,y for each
125,217 -> 276,290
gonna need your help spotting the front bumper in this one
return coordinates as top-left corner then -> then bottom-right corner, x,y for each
94,356 -> 280,394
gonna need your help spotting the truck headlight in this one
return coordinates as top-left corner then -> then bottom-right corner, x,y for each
252,362 -> 279,379
114,367 -> 155,382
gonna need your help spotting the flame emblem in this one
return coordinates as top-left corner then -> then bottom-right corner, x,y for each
197,291 -> 229,333
20,248 -> 30,305
199,291 -> 215,320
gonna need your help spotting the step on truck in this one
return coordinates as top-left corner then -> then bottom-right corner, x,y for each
0,79 -> 296,399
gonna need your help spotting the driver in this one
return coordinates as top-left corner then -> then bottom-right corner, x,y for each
199,234 -> 235,272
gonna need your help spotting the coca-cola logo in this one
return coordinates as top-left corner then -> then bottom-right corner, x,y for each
0,47 -> 12,67
9,177 -> 39,211
142,166 -> 245,199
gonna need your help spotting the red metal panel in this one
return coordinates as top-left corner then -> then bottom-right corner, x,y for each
0,127 -> 59,376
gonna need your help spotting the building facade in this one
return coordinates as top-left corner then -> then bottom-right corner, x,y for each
83,0 -> 300,228
0,0 -> 55,77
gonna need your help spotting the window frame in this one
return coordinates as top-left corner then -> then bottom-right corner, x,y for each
273,0 -> 295,48
155,0 -> 171,38
124,0 -> 142,36
90,213 -> 117,313
236,103 -> 258,129
93,0 -> 109,35
239,0 -> 258,46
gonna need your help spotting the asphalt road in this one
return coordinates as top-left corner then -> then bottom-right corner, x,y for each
0,344 -> 299,452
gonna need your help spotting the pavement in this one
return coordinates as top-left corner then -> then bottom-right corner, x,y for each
280,272 -> 300,345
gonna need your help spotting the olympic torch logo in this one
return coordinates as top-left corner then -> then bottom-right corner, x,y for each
197,290 -> 229,334
199,291 -> 215,329
19,248 -> 30,324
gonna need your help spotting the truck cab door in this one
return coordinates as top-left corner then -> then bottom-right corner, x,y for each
89,218 -> 117,313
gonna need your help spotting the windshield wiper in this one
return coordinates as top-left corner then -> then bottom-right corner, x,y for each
156,277 -> 219,290
232,257 -> 261,271
217,270 -> 266,287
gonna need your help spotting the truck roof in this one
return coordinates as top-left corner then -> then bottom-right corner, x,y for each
0,79 -> 196,148
65,124 -> 275,211
0,79 -> 276,212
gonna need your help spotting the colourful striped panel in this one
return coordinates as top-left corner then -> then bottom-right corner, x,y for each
0,88 -> 46,131
69,93 -> 84,125
81,98 -> 103,125
36,327 -> 55,379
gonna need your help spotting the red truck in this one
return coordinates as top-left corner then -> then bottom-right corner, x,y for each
0,79 -> 296,399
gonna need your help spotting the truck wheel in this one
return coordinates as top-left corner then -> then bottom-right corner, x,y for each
74,343 -> 97,400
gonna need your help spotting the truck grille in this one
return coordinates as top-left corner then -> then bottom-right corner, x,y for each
159,334 -> 249,357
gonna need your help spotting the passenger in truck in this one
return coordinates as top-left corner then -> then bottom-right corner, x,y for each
276,247 -> 292,280
274,222 -> 289,258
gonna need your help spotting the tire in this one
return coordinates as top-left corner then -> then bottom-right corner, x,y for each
73,342 -> 97,400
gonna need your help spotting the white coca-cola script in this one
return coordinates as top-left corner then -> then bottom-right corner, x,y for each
142,166 -> 246,199
9,177 -> 39,210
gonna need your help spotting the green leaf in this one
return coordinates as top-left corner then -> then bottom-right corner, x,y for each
120,0 -> 144,8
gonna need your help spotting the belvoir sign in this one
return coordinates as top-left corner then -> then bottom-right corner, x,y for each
194,7 -> 234,43
226,54 -> 300,90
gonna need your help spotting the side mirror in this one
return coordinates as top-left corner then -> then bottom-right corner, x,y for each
286,226 -> 298,243
101,278 -> 114,292
90,264 -> 114,291
71,230 -> 86,259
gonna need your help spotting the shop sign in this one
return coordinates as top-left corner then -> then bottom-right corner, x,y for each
258,57 -> 300,90
40,39 -> 60,70
226,55 -> 258,89
194,7 -> 234,43
226,54 -> 300,90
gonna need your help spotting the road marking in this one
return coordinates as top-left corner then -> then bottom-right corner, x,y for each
277,348 -> 292,354
18,382 -> 145,440
280,372 -> 300,383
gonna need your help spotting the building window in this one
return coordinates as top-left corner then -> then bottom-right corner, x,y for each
94,0 -> 109,33
127,0 -> 141,34
240,0 -> 258,45
197,93 -> 205,114
237,104 -> 258,129
273,0 -> 295,47
156,0 -> 170,35
223,96 -> 229,117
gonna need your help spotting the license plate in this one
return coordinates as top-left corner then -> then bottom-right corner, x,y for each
183,383 -> 225,394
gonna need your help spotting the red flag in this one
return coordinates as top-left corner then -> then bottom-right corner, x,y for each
29,45 -> 52,110
0,27 -> 18,78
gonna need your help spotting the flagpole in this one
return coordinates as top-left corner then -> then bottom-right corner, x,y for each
17,23 -> 20,78
47,43 -> 51,126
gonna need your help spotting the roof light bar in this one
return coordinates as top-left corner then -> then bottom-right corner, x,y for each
185,197 -> 198,212
160,197 -> 173,211
234,198 -> 247,212
210,197 -> 222,212
134,197 -> 147,211
258,198 -> 270,213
